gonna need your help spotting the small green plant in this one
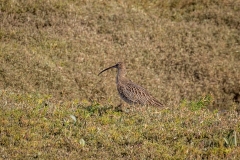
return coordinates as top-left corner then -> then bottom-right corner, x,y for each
187,95 -> 213,111
224,130 -> 238,147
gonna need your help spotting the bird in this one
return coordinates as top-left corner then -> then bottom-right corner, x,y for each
98,62 -> 163,107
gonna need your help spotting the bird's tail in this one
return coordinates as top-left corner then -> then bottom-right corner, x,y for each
148,98 -> 164,107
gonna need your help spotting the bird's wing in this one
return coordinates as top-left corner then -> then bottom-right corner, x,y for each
118,80 -> 163,107
118,81 -> 152,105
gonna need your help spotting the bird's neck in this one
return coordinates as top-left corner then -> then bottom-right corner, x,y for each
116,68 -> 126,83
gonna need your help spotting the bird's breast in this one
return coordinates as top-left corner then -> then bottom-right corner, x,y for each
117,84 -> 136,104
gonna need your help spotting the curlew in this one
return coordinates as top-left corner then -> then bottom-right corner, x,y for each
98,62 -> 163,107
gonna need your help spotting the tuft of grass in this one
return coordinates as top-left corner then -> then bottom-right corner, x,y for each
224,130 -> 238,147
182,94 -> 213,111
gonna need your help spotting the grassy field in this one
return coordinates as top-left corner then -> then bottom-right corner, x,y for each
0,0 -> 240,159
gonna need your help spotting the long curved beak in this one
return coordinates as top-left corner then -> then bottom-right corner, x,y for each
98,64 -> 117,76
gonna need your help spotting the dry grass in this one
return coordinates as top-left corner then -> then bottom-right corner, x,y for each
0,0 -> 240,158
0,0 -> 239,109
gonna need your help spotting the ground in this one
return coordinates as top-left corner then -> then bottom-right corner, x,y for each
0,0 -> 240,159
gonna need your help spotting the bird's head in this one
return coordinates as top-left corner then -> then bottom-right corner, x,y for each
98,62 -> 125,76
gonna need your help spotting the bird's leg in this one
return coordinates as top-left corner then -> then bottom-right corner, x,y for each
116,101 -> 134,113
115,103 -> 124,112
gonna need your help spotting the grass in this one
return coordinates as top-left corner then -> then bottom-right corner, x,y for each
1,91 -> 240,159
0,0 -> 239,109
0,0 -> 240,158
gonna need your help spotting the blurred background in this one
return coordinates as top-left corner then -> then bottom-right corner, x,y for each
0,0 -> 239,110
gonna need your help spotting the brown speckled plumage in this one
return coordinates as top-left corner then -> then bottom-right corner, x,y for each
98,62 -> 163,107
